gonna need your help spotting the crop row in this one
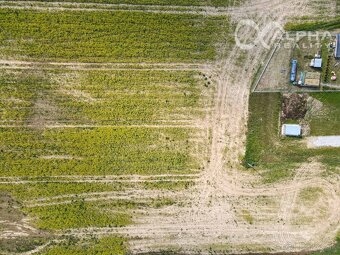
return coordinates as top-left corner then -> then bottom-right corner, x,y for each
0,9 -> 231,63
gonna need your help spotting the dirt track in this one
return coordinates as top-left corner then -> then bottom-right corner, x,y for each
0,0 -> 339,254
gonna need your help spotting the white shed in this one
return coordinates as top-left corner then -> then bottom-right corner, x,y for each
282,124 -> 302,137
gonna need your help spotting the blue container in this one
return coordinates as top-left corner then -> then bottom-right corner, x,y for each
290,60 -> 297,82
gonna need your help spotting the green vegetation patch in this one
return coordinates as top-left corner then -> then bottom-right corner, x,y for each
0,237 -> 48,254
0,126 -> 200,176
244,93 -> 282,167
0,70 -> 51,122
285,17 -> 340,31
0,9 -> 231,62
25,200 -> 132,230
41,236 -> 126,255
240,209 -> 254,224
309,93 -> 340,136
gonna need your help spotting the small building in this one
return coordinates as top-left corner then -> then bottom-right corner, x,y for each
282,124 -> 302,137
335,34 -> 340,58
310,58 -> 322,68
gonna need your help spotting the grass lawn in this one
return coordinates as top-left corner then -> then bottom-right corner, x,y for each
309,93 -> 340,135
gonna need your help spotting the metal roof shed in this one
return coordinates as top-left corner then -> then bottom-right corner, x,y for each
282,124 -> 302,137
313,58 -> 322,68
335,34 -> 340,58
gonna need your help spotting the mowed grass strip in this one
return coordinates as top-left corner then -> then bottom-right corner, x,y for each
245,93 -> 340,183
0,126 -> 200,176
0,70 -> 212,124
0,9 -> 231,62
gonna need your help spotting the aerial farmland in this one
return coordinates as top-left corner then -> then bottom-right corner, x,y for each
0,0 -> 339,254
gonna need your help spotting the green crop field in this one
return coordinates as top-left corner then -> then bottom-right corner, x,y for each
0,9 -> 231,63
0,68 -> 210,178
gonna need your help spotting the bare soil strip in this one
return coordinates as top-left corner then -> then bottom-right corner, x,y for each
0,60 -> 210,71
24,190 -> 186,208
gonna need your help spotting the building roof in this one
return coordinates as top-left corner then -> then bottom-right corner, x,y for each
282,124 -> 302,137
335,34 -> 340,58
313,58 -> 322,68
